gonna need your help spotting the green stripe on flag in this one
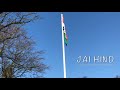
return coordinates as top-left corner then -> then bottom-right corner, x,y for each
64,33 -> 68,46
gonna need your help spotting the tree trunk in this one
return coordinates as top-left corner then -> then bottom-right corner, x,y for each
2,66 -> 13,78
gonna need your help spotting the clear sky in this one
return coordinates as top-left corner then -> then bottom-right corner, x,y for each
25,12 -> 120,78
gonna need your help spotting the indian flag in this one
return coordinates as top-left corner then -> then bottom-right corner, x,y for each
61,14 -> 68,46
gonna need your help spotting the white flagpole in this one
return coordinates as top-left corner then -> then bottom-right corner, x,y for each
61,13 -> 67,78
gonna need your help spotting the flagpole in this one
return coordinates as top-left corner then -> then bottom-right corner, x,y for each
61,13 -> 67,78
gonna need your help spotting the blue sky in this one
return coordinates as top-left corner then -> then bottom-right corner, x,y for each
25,12 -> 120,78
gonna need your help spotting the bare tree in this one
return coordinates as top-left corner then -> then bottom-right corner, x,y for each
0,27 -> 48,78
0,12 -> 39,32
0,12 -> 39,45
115,75 -> 120,78
0,12 -> 48,78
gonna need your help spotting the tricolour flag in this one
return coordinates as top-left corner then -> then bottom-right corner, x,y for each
61,14 -> 68,46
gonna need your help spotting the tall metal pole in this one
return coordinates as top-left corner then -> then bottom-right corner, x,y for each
61,13 -> 67,78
